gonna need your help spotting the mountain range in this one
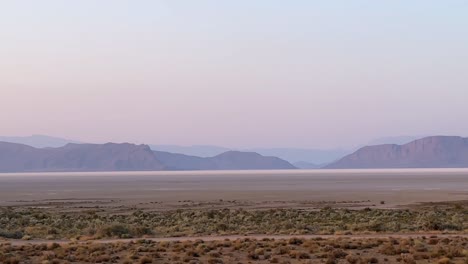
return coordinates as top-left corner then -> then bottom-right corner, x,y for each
150,145 -> 231,158
325,136 -> 468,169
0,135 -> 350,165
0,142 -> 295,173
152,145 -> 350,166
0,142 -> 165,172
154,150 -> 295,171
2,135 -> 468,171
0,135 -> 82,148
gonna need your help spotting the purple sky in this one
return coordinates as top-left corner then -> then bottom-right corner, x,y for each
1,1 -> 468,148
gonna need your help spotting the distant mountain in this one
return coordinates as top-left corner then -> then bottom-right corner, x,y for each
0,142 -> 295,172
4,134 -> 441,167
154,150 -> 296,170
0,135 -> 81,148
1,135 -> 350,165
150,145 -> 230,157
153,151 -> 215,170
325,136 -> 468,169
0,142 -> 165,172
150,145 -> 348,164
209,151 -> 296,170
246,148 -> 349,164
367,136 -> 423,146
293,161 -> 321,169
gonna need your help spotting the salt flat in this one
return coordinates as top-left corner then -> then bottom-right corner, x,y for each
0,169 -> 466,210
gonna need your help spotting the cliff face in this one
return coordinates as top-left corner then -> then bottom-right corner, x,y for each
325,136 -> 468,169
0,142 -> 165,172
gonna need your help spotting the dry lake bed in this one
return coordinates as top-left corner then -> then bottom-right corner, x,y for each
0,169 -> 466,212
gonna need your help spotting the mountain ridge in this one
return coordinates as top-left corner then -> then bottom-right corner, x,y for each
0,142 -> 295,172
153,150 -> 296,171
325,136 -> 468,169
0,135 -> 81,148
1,134 -> 424,165
0,135 -> 350,164
0,141 -> 165,172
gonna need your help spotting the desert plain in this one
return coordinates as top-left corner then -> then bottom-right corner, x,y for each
0,169 -> 467,263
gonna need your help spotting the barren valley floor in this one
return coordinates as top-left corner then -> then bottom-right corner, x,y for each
0,169 -> 467,263
0,169 -> 466,211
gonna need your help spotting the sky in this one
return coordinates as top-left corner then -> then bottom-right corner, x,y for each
1,1 -> 468,149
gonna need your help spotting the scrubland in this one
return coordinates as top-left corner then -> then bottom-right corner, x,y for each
0,198 -> 466,263
1,235 -> 467,263
0,204 -> 466,241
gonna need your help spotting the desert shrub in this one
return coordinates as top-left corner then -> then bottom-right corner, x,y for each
345,254 -> 360,264
288,237 -> 304,245
270,257 -> 279,263
0,230 -> 23,239
379,243 -> 398,255
207,258 -> 223,264
247,251 -> 259,260
98,224 -> 131,238
139,256 -> 152,264
254,248 -> 265,255
131,226 -> 153,236
330,249 -> 348,259
275,246 -> 290,255
401,254 -> 416,264
437,257 -> 452,264
298,252 -> 311,259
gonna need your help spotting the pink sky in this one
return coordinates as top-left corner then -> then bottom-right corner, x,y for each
1,1 -> 467,148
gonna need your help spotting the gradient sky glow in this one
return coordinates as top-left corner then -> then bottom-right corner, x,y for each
1,1 -> 468,148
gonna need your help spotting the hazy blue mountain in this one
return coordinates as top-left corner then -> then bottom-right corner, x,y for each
2,134 -> 439,167
367,136 -> 424,146
154,150 -> 296,170
209,151 -> 296,170
247,148 -> 350,164
151,145 -> 349,164
292,161 -> 322,169
150,145 -> 230,157
326,136 -> 468,169
153,151 -> 215,170
0,135 -> 81,148
1,136 -> 348,165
